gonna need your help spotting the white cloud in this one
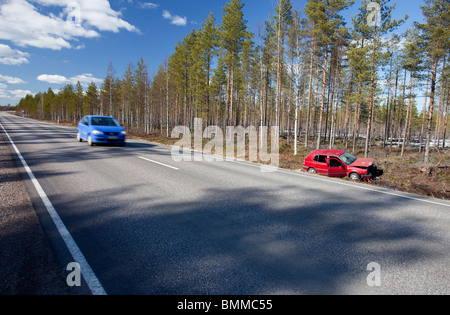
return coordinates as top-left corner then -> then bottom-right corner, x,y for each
37,73 -> 102,86
0,0 -> 138,51
162,10 -> 171,19
162,10 -> 187,26
0,85 -> 32,100
0,74 -> 29,101
37,74 -> 69,84
74,0 -> 138,33
0,44 -> 30,65
139,2 -> 159,9
10,89 -> 32,99
70,73 -> 103,85
0,74 -> 26,84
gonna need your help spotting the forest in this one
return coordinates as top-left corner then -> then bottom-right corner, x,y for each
15,0 -> 449,163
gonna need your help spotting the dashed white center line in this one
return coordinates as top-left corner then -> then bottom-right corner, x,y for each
138,156 -> 179,170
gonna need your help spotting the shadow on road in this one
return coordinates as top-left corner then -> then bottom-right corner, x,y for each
47,182 -> 448,295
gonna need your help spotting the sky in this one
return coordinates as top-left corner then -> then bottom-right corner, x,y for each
0,0 -> 427,106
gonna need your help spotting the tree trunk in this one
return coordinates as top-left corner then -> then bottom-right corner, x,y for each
305,27 -> 315,148
419,66 -> 430,153
352,82 -> 362,154
230,66 -> 235,126
365,25 -> 378,158
316,45 -> 328,150
225,66 -> 231,128
344,74 -> 353,148
287,52 -> 294,144
435,56 -> 446,147
384,57 -> 393,146
425,56 -> 439,164
443,85 -> 450,148
401,72 -> 413,156
390,69 -> 399,150
329,63 -> 341,150
166,71 -> 169,137
294,29 -> 301,156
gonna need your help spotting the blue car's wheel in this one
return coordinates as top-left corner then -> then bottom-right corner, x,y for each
76,132 -> 82,142
88,135 -> 94,146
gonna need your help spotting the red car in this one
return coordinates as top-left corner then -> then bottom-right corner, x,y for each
302,149 -> 383,181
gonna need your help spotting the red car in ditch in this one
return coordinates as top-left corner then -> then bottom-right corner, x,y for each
303,149 -> 383,181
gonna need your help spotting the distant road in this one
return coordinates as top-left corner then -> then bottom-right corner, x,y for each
1,111 -> 449,295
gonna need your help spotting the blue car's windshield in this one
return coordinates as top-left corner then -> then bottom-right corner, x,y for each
91,117 -> 120,127
339,152 -> 357,165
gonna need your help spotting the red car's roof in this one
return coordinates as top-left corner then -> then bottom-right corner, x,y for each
309,149 -> 345,156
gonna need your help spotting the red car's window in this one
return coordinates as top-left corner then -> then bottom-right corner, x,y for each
329,159 -> 344,167
313,155 -> 327,163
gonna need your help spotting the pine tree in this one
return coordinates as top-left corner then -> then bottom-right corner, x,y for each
303,1 -> 322,147
102,62 -> 116,117
210,56 -> 227,127
122,64 -> 135,128
348,1 -> 372,152
168,32 -> 196,127
416,0 -> 449,163
43,88 -> 55,119
61,84 -> 76,122
75,81 -> 84,121
262,18 -> 277,127
363,0 -> 408,157
287,9 -> 301,146
135,58 -> 150,132
83,82 -> 99,116
273,0 -> 293,128
240,37 -> 256,127
400,28 -> 425,156
307,0 -> 353,150
220,0 -> 249,126
200,12 -> 219,125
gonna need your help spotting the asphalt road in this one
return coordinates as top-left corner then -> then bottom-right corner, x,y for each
1,111 -> 449,295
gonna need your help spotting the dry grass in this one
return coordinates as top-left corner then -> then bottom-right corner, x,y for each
368,147 -> 449,199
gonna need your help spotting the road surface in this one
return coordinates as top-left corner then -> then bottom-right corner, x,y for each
1,112 -> 449,295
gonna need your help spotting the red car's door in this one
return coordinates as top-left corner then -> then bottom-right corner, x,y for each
327,158 -> 347,177
312,155 -> 328,175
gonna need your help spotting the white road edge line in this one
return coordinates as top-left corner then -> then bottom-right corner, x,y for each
138,156 -> 179,170
230,159 -> 450,208
0,121 -> 107,296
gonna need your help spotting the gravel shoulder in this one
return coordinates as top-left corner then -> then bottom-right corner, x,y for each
0,130 -> 70,295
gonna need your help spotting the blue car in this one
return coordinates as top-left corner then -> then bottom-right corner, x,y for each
77,115 -> 126,146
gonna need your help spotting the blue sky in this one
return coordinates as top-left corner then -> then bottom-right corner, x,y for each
0,0 -> 426,106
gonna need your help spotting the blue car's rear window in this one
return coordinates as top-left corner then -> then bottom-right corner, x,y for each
91,117 -> 120,127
